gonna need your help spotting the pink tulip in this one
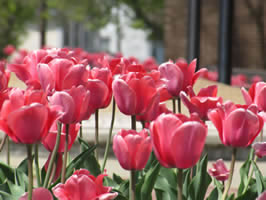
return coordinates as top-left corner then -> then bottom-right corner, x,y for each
180,85 -> 222,120
242,82 -> 266,112
231,74 -> 248,87
208,101 -> 264,147
113,129 -> 152,170
19,188 -> 53,200
256,191 -> 266,200
3,45 -> 16,56
252,142 -> 266,158
208,159 -> 229,181
200,70 -> 218,82
0,61 -> 10,91
112,72 -> 159,115
150,113 -> 207,169
42,123 -> 80,152
159,59 -> 207,97
49,85 -> 91,124
44,153 -> 63,183
0,88 -> 61,144
53,169 -> 118,200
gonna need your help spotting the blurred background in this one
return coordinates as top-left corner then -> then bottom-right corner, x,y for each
0,0 -> 265,72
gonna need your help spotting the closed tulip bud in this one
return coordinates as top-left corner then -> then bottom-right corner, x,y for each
113,129 -> 152,170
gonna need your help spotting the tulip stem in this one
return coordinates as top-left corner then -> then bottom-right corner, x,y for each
43,122 -> 62,188
131,115 -> 136,130
222,148 -> 237,200
61,123 -> 69,183
6,137 -> 10,165
95,109 -> 99,161
101,99 -> 116,173
48,161 -> 57,186
0,134 -> 7,152
34,144 -> 41,187
172,99 -> 176,113
26,144 -> 33,200
177,97 -> 181,114
177,168 -> 183,200
130,170 -> 136,200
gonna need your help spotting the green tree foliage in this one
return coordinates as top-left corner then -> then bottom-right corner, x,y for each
0,0 -> 36,58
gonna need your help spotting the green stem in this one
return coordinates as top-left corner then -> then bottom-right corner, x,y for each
172,98 -> 176,113
177,97 -> 181,114
95,109 -> 99,161
34,144 -> 41,187
243,149 -> 257,194
43,122 -> 62,188
79,121 -> 83,152
101,99 -> 116,173
26,144 -> 33,200
61,123 -> 69,183
7,137 -> 10,165
177,168 -> 183,200
0,134 -> 7,152
131,115 -> 136,130
222,148 -> 237,200
130,170 -> 136,200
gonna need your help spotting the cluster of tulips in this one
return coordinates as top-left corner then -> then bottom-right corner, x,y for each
0,46 -> 265,200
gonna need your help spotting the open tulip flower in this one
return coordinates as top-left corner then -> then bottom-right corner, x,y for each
112,72 -> 159,116
252,142 -> 266,158
113,129 -> 152,170
208,159 -> 229,181
241,81 -> 266,112
208,101 -> 264,147
53,169 -> 118,200
159,59 -> 207,98
150,113 -> 207,169
180,85 -> 222,120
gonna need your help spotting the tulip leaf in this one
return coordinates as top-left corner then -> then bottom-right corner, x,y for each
155,175 -> 177,200
235,182 -> 259,200
0,162 -> 14,183
140,162 -> 161,200
188,154 -> 212,200
183,169 -> 191,198
251,160 -> 265,195
238,148 -> 253,195
17,157 -> 29,176
113,173 -> 124,185
226,193 -> 235,200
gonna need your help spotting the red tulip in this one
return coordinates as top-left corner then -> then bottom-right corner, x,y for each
231,74 -> 248,87
150,113 -> 207,169
256,191 -> 266,200
42,123 -> 80,152
252,142 -> 266,158
3,45 -> 16,56
112,72 -> 159,115
200,70 -> 218,82
159,59 -> 207,97
208,159 -> 229,181
49,85 -> 91,124
180,85 -> 222,120
0,89 -> 61,144
19,188 -> 53,200
242,82 -> 266,112
113,129 -> 152,170
0,61 -> 10,91
53,169 -> 118,200
208,101 -> 264,147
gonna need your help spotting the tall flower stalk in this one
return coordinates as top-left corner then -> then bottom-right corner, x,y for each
61,124 -> 69,183
177,169 -> 183,200
26,144 -> 33,200
95,109 -> 99,161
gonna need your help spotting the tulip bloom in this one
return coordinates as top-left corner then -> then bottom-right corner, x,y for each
112,72 -> 159,116
159,59 -> 207,97
252,142 -> 266,158
208,101 -> 264,147
241,82 -> 266,112
0,61 -> 10,91
53,169 -> 118,200
0,88 -> 60,144
3,45 -> 16,56
180,85 -> 222,120
208,159 -> 229,181
49,85 -> 91,124
19,188 -> 53,200
150,113 -> 207,169
113,129 -> 152,170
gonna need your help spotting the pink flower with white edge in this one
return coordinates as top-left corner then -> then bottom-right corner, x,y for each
53,169 -> 118,200
208,159 -> 229,181
252,142 -> 266,158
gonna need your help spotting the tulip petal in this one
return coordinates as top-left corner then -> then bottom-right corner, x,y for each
113,135 -> 130,170
38,63 -> 55,92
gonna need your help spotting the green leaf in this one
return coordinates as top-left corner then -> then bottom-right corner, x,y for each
76,153 -> 101,176
251,160 -> 265,195
141,162 -> 161,200
188,155 -> 212,200
235,182 -> 259,200
155,175 -> 176,200
17,157 -> 30,176
0,162 -> 14,184
238,149 -> 253,195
